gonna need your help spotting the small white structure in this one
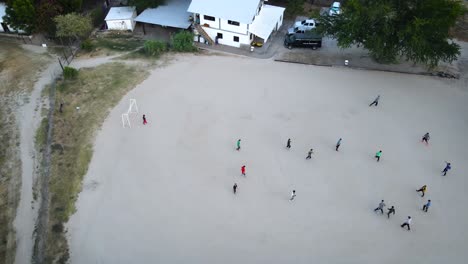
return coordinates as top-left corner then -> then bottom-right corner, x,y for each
105,6 -> 137,31
188,0 -> 285,48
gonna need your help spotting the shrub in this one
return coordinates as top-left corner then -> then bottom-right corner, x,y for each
171,31 -> 197,52
63,66 -> 78,80
80,39 -> 93,52
143,40 -> 167,56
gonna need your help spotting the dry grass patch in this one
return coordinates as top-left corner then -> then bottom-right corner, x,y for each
78,34 -> 145,58
45,62 -> 148,263
0,41 -> 50,263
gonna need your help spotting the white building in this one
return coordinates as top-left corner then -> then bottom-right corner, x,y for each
188,0 -> 285,48
105,6 -> 137,31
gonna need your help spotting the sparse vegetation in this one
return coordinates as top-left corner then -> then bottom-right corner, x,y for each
80,39 -> 94,52
94,36 -> 144,51
45,62 -> 148,263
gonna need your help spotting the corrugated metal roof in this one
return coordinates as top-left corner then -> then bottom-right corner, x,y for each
105,6 -> 136,21
135,0 -> 191,29
249,5 -> 285,40
188,0 -> 260,24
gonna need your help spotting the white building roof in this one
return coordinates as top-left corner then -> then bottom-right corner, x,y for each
0,3 -> 7,23
135,0 -> 191,29
105,6 -> 136,21
249,5 -> 285,40
188,0 -> 259,24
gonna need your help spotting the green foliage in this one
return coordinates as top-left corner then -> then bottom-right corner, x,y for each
143,40 -> 167,56
54,12 -> 92,40
318,0 -> 467,67
57,0 -> 82,13
90,6 -> 105,27
171,31 -> 197,52
63,66 -> 78,80
128,0 -> 165,13
308,8 -> 320,19
80,39 -> 93,51
3,0 -> 36,33
285,0 -> 305,18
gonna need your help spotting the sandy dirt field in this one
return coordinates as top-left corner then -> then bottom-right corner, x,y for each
67,55 -> 468,264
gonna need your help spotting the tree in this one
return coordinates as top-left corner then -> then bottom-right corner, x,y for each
318,0 -> 466,67
54,13 -> 92,40
128,0 -> 165,13
36,0 -> 63,36
3,0 -> 36,33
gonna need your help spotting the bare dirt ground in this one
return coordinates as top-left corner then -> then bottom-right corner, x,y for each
0,40 -> 52,264
67,54 -> 468,264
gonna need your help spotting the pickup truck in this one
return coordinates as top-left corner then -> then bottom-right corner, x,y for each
284,30 -> 322,50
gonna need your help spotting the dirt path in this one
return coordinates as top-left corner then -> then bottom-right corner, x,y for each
70,54 -> 123,69
13,60 -> 60,264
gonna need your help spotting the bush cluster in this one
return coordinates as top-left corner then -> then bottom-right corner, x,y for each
63,66 -> 78,80
171,31 -> 197,52
143,40 -> 167,56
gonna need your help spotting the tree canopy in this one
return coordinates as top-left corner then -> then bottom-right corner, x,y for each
128,0 -> 165,13
36,0 -> 64,36
3,0 -> 36,33
318,0 -> 466,67
54,12 -> 92,40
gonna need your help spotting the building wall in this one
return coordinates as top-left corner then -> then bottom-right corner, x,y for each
263,12 -> 283,44
199,14 -> 219,29
199,14 -> 249,35
106,19 -> 135,31
202,26 -> 251,48
219,19 -> 248,35
278,13 -> 284,29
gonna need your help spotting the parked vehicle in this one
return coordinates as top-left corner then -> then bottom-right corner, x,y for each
287,26 -> 307,35
288,19 -> 317,35
284,30 -> 322,50
294,19 -> 317,30
329,2 -> 341,16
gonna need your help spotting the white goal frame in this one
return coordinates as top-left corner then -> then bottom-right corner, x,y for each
121,99 -> 139,128
122,113 -> 131,128
128,99 -> 138,114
